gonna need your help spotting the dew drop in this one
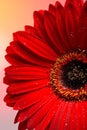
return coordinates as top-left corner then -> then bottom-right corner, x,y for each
23,42 -> 26,45
65,123 -> 68,126
69,32 -> 74,38
33,128 -> 36,130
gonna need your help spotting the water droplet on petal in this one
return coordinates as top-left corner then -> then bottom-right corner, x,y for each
69,32 -> 74,38
65,123 -> 68,126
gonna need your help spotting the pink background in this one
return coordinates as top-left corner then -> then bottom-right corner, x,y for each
0,0 -> 72,129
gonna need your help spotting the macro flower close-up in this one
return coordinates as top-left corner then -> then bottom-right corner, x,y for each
4,0 -> 87,129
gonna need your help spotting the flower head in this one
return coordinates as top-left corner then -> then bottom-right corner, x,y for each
4,0 -> 87,129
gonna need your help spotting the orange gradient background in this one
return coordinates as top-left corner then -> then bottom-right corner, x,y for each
0,0 -> 67,129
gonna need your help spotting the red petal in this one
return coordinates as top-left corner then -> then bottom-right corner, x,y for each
6,43 -> 32,65
79,1 -> 87,50
65,0 -> 83,10
34,11 -> 51,42
80,101 -> 87,129
27,96 -> 57,129
14,87 -> 52,110
5,45 -> 26,66
7,79 -> 49,95
14,93 -> 54,123
34,11 -> 59,55
13,31 -> 57,61
71,101 -> 87,130
34,11 -> 45,38
4,94 -> 21,107
79,30 -> 87,50
49,100 -> 68,130
5,66 -> 49,81
66,101 -> 87,130
33,10 -> 48,41
75,102 -> 83,130
65,3 -> 80,49
48,4 -> 56,16
55,2 -> 71,51
80,1 -> 87,27
69,103 -> 78,130
25,25 -> 40,39
55,1 -> 62,8
44,11 -> 66,54
18,120 -> 27,130
6,42 -> 52,68
57,102 -> 72,130
5,54 -> 25,66
35,98 -> 59,130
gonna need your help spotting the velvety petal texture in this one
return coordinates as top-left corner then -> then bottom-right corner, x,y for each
4,0 -> 87,130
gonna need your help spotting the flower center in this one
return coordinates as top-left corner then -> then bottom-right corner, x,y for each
61,60 -> 87,90
50,50 -> 87,101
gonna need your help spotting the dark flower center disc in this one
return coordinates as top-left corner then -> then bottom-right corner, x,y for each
50,50 -> 87,101
61,60 -> 87,90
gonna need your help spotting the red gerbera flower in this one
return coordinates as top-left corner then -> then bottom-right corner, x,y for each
4,0 -> 87,130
